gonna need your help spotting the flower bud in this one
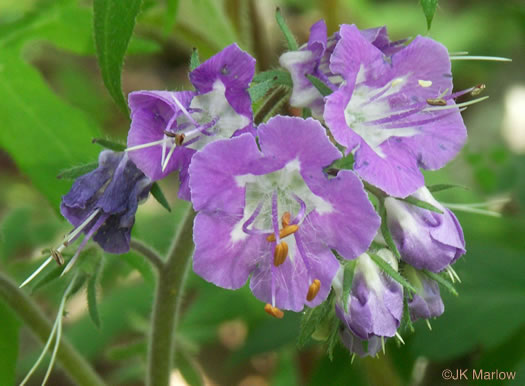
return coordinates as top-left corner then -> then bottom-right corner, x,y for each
404,265 -> 444,321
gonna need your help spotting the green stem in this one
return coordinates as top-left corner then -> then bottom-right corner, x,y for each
0,271 -> 106,386
130,238 -> 164,271
147,208 -> 195,386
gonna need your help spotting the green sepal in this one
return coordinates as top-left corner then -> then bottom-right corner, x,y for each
302,107 -> 312,119
57,162 -> 98,180
150,182 -> 171,212
253,69 -> 292,85
368,253 -> 417,294
306,74 -> 333,97
342,260 -> 356,312
297,292 -> 334,348
401,293 -> 415,333
423,270 -> 458,296
275,7 -> 298,51
427,183 -> 468,193
190,48 -> 200,71
106,340 -> 147,361
398,195 -> 444,214
326,315 -> 341,361
92,137 -> 127,152
420,0 -> 439,30
330,153 -> 355,171
378,202 -> 402,260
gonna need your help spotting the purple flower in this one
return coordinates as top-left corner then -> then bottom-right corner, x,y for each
333,249 -> 403,339
404,265 -> 444,321
189,115 -> 380,312
60,150 -> 152,271
279,21 -> 405,116
126,44 -> 255,200
384,187 -> 465,272
340,328 -> 382,358
324,24 -> 468,198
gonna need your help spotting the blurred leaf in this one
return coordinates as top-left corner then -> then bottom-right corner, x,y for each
0,50 -> 101,209
92,137 -> 126,152
189,47 -> 200,71
0,207 -> 31,260
93,0 -> 142,114
87,257 -> 104,328
271,349 -> 299,386
427,183 -> 467,193
151,183 -> 171,212
326,315 -> 340,360
306,74 -> 332,97
0,301 -> 20,386
30,261 -> 67,294
420,0 -> 439,30
309,345 -> 368,386
369,253 -> 417,294
106,340 -> 146,361
57,162 -> 98,180
176,350 -> 204,386
398,196 -> 444,214
275,7 -> 298,51
119,251 -> 155,285
164,0 -> 180,34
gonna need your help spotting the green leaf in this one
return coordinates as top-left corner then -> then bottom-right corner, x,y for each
326,315 -> 340,361
427,183 -> 468,193
150,183 -> 171,212
369,253 -> 417,294
275,7 -> 298,51
422,270 -> 458,296
297,296 -> 333,348
106,340 -> 147,361
398,196 -> 444,214
306,74 -> 333,97
87,258 -> 104,328
249,80 -> 275,102
0,301 -> 20,386
0,50 -> 101,209
120,251 -> 155,285
420,0 -> 439,30
342,260 -> 356,312
378,202 -> 402,260
164,0 -> 180,34
331,153 -> 355,171
253,69 -> 292,86
189,47 -> 200,71
176,351 -> 204,386
93,0 -> 142,114
92,137 -> 127,152
57,162 -> 99,180
30,262 -> 68,294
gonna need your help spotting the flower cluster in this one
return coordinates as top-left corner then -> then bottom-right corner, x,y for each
31,19 -> 485,358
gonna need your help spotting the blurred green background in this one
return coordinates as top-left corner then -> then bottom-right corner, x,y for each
1,0 -> 524,385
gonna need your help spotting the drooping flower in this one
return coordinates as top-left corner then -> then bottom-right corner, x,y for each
324,24 -> 471,198
333,249 -> 403,340
20,150 -> 152,287
126,44 -> 255,200
340,328 -> 382,358
404,265 -> 444,321
384,186 -> 465,272
279,20 -> 405,116
189,115 -> 380,313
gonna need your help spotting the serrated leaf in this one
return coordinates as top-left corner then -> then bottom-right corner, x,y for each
342,260 -> 356,313
369,253 -> 417,294
249,80 -> 274,102
150,183 -> 171,212
423,270 -> 458,296
87,258 -> 104,328
427,183 -> 468,193
0,50 -> 101,209
275,7 -> 298,51
92,137 -> 126,152
378,203 -> 402,260
189,48 -> 200,71
420,0 -> 439,30
306,74 -> 333,97
297,295 -> 333,348
398,196 -> 444,214
94,0 -> 142,115
57,162 -> 99,180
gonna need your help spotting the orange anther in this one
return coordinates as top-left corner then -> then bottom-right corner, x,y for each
281,212 -> 291,228
264,303 -> 284,319
426,98 -> 446,106
273,241 -> 288,266
266,225 -> 299,242
306,279 -> 321,301
175,133 -> 185,146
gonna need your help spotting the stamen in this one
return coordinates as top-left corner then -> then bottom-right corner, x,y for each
395,332 -> 405,345
175,133 -> 185,146
271,191 -> 280,243
351,354 -> 356,364
448,266 -> 462,283
51,249 -> 64,265
445,267 -> 455,283
381,336 -> 386,354
171,94 -> 199,126
125,139 -> 166,152
264,303 -> 284,319
161,142 -> 177,172
266,225 -> 299,242
426,319 -> 433,331
471,84 -> 486,96
422,96 -> 489,112
273,241 -> 288,266
418,80 -> 432,88
19,256 -> 54,288
426,98 -> 447,106
306,279 -> 321,301
449,55 -> 512,62
65,208 -> 101,244
291,194 -> 307,225
281,212 -> 291,228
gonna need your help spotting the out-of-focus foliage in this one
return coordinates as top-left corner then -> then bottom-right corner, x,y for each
0,0 -> 524,385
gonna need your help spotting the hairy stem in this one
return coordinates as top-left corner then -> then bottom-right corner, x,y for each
130,238 -> 164,271
0,271 -> 106,386
147,207 -> 195,386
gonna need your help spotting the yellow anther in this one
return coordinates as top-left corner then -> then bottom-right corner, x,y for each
264,303 -> 284,319
51,249 -> 64,265
426,98 -> 447,106
273,241 -> 288,266
471,83 -> 486,96
266,225 -> 299,242
306,279 -> 321,301
175,133 -> 185,146
281,212 -> 291,228
418,79 -> 432,88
